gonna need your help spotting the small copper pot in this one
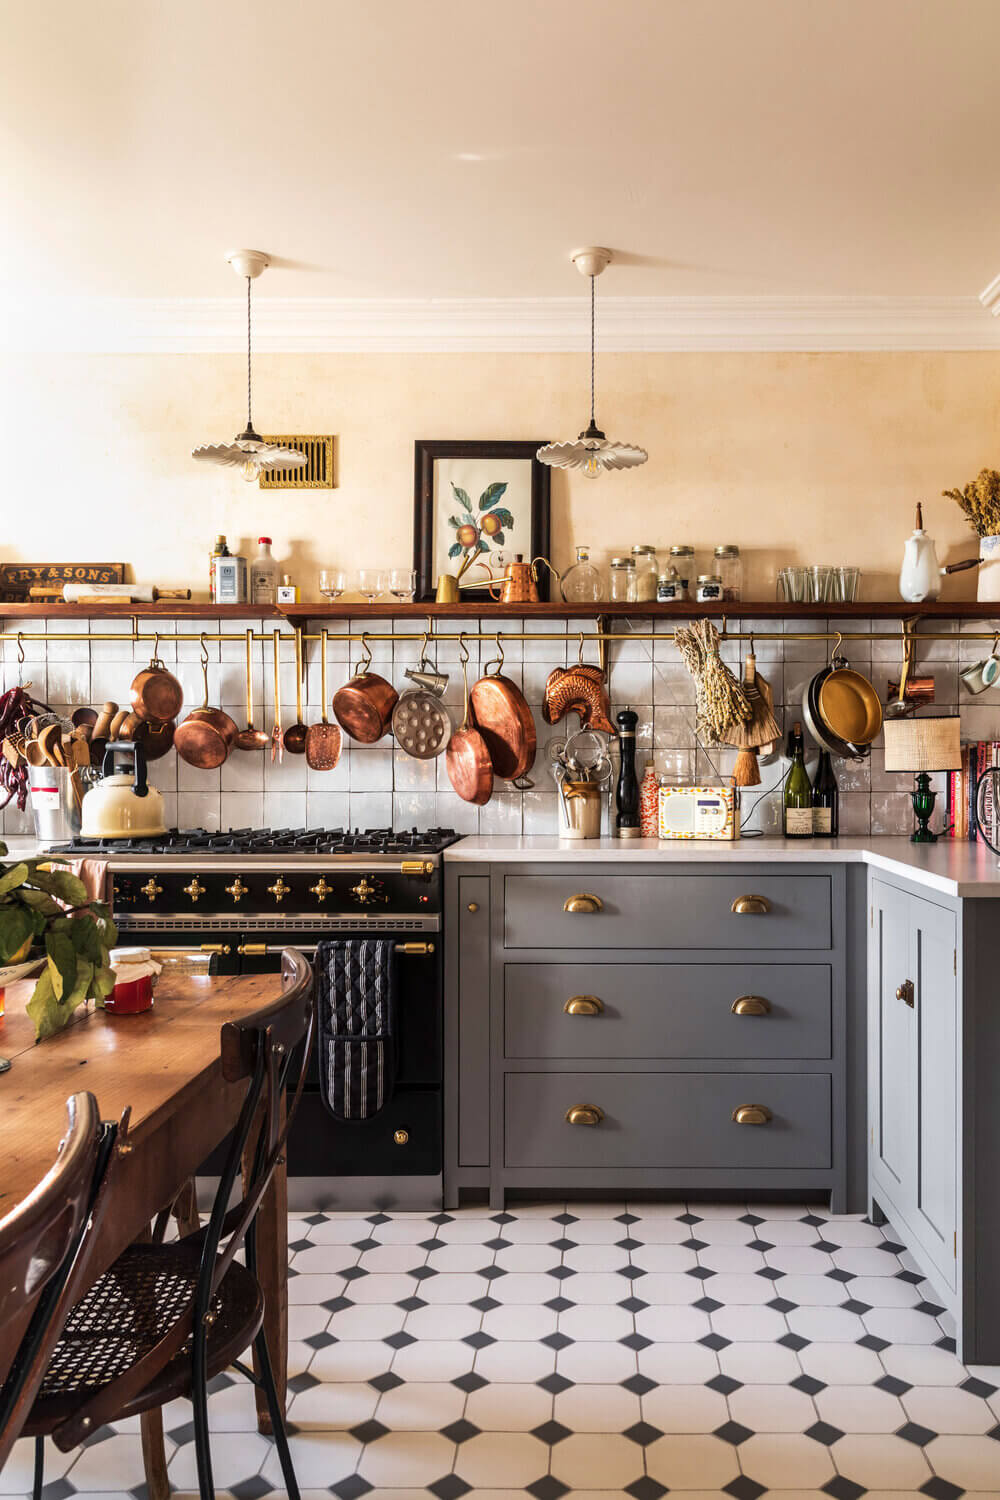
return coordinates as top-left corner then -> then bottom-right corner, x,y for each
130,645 -> 184,722
174,653 -> 238,769
332,638 -> 398,744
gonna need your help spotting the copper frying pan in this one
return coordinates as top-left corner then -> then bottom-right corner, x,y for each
332,633 -> 399,744
174,640 -> 238,770
469,635 -> 536,786
130,635 -> 184,722
446,637 -> 493,805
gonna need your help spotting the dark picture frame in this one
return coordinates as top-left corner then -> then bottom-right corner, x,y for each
413,439 -> 552,602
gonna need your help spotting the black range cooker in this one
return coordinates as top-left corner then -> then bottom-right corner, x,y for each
47,827 -> 459,1209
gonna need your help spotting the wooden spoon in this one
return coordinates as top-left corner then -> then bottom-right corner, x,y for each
235,629 -> 268,751
284,627 -> 307,755
38,722 -> 64,767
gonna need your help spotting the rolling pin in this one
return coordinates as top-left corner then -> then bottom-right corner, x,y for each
56,585 -> 193,603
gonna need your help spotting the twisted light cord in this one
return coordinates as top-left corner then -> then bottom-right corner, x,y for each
246,276 -> 252,429
590,274 -> 596,425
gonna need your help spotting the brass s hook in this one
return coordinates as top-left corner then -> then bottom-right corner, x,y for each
457,631 -> 470,666
357,631 -> 374,675
484,632 -> 505,675
577,630 -> 586,666
200,632 -> 210,667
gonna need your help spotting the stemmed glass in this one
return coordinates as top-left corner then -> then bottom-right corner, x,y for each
318,568 -> 346,600
388,568 -> 417,602
357,569 -> 387,604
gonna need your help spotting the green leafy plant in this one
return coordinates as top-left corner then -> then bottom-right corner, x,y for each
943,468 -> 1000,537
447,481 -> 515,579
0,840 -> 117,1040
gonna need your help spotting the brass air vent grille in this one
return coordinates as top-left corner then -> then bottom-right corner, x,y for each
258,434 -> 336,489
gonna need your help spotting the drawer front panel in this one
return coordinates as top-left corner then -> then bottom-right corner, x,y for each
504,963 -> 832,1060
503,874 -> 832,950
504,1071 -> 832,1170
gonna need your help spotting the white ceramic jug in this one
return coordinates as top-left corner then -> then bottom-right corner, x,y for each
899,503 -> 942,603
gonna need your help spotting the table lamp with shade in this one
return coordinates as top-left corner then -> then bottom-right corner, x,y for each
882,716 -> 962,842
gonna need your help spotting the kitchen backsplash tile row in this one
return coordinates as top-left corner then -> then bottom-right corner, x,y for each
2,614 -> 995,839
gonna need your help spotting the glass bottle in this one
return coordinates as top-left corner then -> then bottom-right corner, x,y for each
209,534 -> 229,603
251,536 -> 280,605
631,545 -> 659,602
812,750 -> 839,836
639,760 -> 659,837
714,545 -> 743,602
560,546 -> 605,603
609,556 -> 637,602
783,722 -> 814,838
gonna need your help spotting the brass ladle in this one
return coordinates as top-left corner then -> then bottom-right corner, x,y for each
235,628 -> 268,751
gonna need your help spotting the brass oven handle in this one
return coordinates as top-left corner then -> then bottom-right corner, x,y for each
564,995 -> 604,1016
732,1104 -> 772,1125
396,942 -> 436,956
731,995 -> 771,1016
563,893 -> 603,914
565,1104 -> 604,1126
238,943 -> 268,956
151,944 -> 231,956
236,941 -> 435,957
731,894 -> 771,915
896,980 -> 915,1008
400,859 -> 434,876
198,944 -> 231,955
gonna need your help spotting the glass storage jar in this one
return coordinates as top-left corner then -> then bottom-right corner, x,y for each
630,544 -> 659,602
714,544 -> 743,602
669,546 -> 696,598
696,574 -> 724,602
609,556 -> 637,602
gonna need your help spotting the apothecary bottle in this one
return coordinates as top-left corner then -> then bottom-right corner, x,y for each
560,546 -> 605,603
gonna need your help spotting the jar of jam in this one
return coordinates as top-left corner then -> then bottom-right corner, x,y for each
106,946 -> 160,1014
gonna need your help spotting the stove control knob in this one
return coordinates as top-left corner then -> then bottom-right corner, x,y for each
140,878 -> 163,902
310,877 -> 332,903
225,877 -> 249,904
393,1129 -> 409,1146
351,876 -> 387,906
267,876 -> 291,904
183,878 -> 206,903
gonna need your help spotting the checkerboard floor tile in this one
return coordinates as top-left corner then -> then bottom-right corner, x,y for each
5,1203 -> 1000,1497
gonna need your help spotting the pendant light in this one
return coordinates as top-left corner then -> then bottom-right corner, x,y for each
192,250 -> 306,483
537,248 -> 647,479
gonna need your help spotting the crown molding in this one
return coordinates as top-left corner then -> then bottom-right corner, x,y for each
5,294 -> 999,353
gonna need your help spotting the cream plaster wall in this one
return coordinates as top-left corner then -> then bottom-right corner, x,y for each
3,351 -> 999,599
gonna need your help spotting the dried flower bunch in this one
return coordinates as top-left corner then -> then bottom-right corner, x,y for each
943,468 -> 1000,537
674,620 -> 752,744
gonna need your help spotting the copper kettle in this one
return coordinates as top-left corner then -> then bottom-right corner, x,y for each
487,554 -> 559,604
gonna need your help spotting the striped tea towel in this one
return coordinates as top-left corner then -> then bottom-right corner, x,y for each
316,939 -> 397,1122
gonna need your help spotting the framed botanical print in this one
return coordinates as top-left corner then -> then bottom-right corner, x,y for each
413,440 -> 552,601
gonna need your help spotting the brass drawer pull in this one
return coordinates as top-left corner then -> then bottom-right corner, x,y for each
563,892 -> 603,914
732,1104 -> 772,1126
393,1129 -> 410,1145
731,995 -> 771,1016
896,980 -> 915,1008
565,1104 -> 604,1126
731,894 -> 771,915
564,995 -> 604,1016
467,901 -> 480,913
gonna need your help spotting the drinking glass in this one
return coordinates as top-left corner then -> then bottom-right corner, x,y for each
832,566 -> 861,603
806,565 -> 834,604
357,569 -> 387,604
318,568 -> 346,600
388,568 -> 417,602
776,566 -> 808,603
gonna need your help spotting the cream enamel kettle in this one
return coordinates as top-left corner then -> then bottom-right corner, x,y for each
81,741 -> 167,839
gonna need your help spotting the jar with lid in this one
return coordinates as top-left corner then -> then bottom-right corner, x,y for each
696,574 -> 723,602
105,946 -> 162,1014
714,544 -> 742,602
560,545 -> 605,603
630,544 -> 659,602
657,567 -> 681,601
609,556 -> 637,602
669,546 -> 696,597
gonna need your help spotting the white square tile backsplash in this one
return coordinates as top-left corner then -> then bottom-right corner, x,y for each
1,614 -> 992,840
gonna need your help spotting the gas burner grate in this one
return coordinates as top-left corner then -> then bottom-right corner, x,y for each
45,826 -> 460,857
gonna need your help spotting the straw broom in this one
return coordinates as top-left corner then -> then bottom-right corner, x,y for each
724,649 -> 782,787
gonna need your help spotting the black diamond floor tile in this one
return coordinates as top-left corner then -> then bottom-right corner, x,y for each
537,1371 -> 574,1394
40,1485 -> 75,1500
452,1370 -> 489,1392
619,1295 -> 649,1313
461,1331 -> 495,1349
767,1296 -> 798,1314
714,1419 -> 754,1445
961,1373 -> 996,1398
230,1480 -> 274,1500
707,1373 -> 743,1395
330,1476 -> 374,1499
288,1370 -> 321,1393
807,1420 -> 845,1446
531,1419 -> 573,1444
857,1333 -> 890,1351
623,1419 -> 664,1446
875,1373 -> 912,1395
304,1331 -> 336,1349
620,1332 -> 653,1350
920,1479 -> 966,1500
384,1330 -> 417,1349
441,1418 -> 481,1443
897,1420 -> 937,1446
622,1372 -> 657,1395
822,1478 -> 867,1500
699,1332 -> 733,1351
778,1332 -> 810,1350
724,1478 -> 767,1500
792,1373 -> 827,1395
350,1418 -> 390,1443
369,1370 -> 405,1392
427,1478 -> 471,1500
542,1331 -> 574,1350
470,1295 -> 501,1312
526,1477 -> 571,1500
625,1479 -> 668,1500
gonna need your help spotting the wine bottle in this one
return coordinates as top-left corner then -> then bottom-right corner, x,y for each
783,721 -> 814,838
812,750 -> 839,836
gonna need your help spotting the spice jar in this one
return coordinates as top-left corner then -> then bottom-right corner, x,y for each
609,556 -> 637,602
105,946 -> 161,1014
669,546 -> 696,598
714,544 -> 743,602
696,574 -> 723,602
630,545 -> 659,602
657,568 -> 681,601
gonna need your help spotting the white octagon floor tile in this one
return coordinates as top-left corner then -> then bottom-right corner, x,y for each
388,1338 -> 477,1381
403,1303 -> 483,1340
880,1341 -> 967,1385
309,1339 -> 398,1382
463,1380 -> 553,1430
167,1431 -> 273,1490
814,1383 -> 908,1433
549,1430 -> 648,1489
923,1433 -> 1000,1489
557,1338 -> 638,1384
831,1432 -> 934,1489
737,1431 -> 837,1488
717,1339 -> 804,1384
355,1429 -> 456,1487
641,1381 -> 730,1432
710,1303 -> 789,1342
481,1302 -> 559,1339
644,1432 -> 743,1488
287,1379 -> 379,1429
633,1303 -> 713,1342
452,1430 -> 550,1487
554,1382 -> 642,1432
727,1382 -> 818,1433
374,1380 -> 466,1430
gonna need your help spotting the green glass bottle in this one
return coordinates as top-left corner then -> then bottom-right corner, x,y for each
784,721 -> 814,838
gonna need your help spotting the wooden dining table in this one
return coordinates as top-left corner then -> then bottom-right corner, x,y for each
0,970 -> 292,1468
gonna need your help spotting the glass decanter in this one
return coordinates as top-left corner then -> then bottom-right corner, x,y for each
560,545 -> 605,603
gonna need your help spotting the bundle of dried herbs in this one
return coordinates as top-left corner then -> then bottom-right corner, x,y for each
943,468 -> 1000,537
674,619 -> 752,744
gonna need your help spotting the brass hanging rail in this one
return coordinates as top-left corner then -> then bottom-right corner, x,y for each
0,627 -> 997,644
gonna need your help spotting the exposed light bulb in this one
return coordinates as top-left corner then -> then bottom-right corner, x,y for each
582,454 -> 602,478
240,458 -> 260,483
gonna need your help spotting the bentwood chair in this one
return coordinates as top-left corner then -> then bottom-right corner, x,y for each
0,1092 -> 120,1484
23,949 -> 315,1500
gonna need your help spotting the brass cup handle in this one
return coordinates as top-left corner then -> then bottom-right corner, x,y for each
896,980 -> 915,1008
565,1104 -> 604,1126
564,995 -> 604,1016
731,894 -> 771,915
732,1104 -> 773,1126
731,995 -> 771,1016
563,893 -> 603,914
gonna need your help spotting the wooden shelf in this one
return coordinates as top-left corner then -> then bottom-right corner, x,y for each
0,603 -> 285,620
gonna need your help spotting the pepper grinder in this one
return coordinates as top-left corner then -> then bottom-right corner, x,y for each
615,707 -> 640,838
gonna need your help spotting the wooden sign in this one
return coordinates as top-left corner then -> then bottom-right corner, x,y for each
0,563 -> 125,600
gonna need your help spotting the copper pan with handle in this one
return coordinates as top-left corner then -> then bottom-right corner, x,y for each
446,636 -> 493,805
468,634 -> 536,787
332,633 -> 399,744
174,637 -> 238,770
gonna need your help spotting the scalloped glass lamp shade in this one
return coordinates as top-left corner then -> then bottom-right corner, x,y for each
537,421 -> 648,478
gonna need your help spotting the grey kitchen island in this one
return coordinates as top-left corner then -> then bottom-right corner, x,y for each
444,835 -> 1000,1363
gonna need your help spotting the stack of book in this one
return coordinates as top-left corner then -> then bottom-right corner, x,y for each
944,741 -> 1000,841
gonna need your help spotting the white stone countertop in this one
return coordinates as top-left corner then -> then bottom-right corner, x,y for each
444,835 -> 1000,898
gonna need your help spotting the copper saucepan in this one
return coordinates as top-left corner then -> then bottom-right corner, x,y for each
174,639 -> 238,769
446,636 -> 493,805
130,636 -> 184,722
469,634 -> 536,786
332,633 -> 399,744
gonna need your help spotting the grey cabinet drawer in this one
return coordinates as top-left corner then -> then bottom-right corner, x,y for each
503,874 -> 832,950
504,963 -> 832,1060
504,1071 -> 832,1170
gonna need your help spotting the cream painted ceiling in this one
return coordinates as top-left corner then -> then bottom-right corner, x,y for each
4,0 -> 1000,304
